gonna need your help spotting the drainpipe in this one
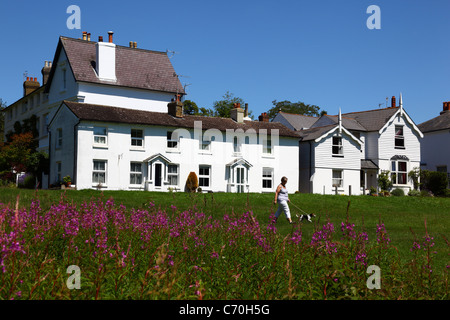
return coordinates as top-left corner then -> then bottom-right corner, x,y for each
73,119 -> 80,187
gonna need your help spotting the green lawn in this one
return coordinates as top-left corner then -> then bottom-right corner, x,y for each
1,187 -> 449,269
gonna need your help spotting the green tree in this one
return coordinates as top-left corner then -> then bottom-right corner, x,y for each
266,100 -> 324,120
183,100 -> 200,115
212,91 -> 245,118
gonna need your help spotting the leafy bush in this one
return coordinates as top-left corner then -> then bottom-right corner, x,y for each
421,170 -> 449,197
377,170 -> 393,192
443,189 -> 450,198
17,173 -> 35,189
391,188 -> 405,197
408,189 -> 421,197
420,190 -> 433,197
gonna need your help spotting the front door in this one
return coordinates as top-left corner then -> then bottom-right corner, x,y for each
155,163 -> 162,187
236,167 -> 245,193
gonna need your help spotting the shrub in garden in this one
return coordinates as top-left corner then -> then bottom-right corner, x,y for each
391,188 -> 405,197
377,170 -> 392,192
421,170 -> 449,197
185,172 -> 199,193
17,173 -> 35,189
408,189 -> 421,197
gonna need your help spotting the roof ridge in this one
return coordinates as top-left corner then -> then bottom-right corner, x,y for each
60,36 -> 167,55
342,106 -> 399,116
279,111 -> 319,118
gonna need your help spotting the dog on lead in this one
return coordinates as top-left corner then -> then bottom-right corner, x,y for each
296,213 -> 316,223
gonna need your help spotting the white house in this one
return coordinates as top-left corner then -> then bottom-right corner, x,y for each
48,100 -> 300,193
274,95 -> 424,195
418,101 -> 450,186
3,31 -> 185,188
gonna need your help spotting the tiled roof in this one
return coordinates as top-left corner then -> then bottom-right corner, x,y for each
296,124 -> 337,141
46,37 -> 185,94
275,107 -> 399,133
342,107 -> 399,131
317,115 -> 367,131
418,111 -> 450,133
61,101 -> 300,138
361,159 -> 379,170
275,112 -> 319,130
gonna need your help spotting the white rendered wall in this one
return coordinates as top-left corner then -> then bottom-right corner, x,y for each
78,82 -> 176,113
420,130 -> 450,172
73,118 -> 299,193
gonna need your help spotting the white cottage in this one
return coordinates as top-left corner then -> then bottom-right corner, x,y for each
3,32 -> 186,188
48,100 -> 300,193
274,95 -> 423,194
418,102 -> 450,186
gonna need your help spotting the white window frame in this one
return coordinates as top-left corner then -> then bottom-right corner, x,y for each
92,160 -> 107,186
332,136 -> 343,157
93,127 -> 108,147
199,165 -> 211,188
262,167 -> 274,190
395,125 -> 405,149
262,136 -> 273,155
62,68 -> 67,91
167,164 -> 179,186
200,138 -> 211,152
167,131 -> 179,150
332,169 -> 344,189
131,129 -> 144,148
56,128 -> 63,149
56,161 -> 62,183
130,162 -> 143,185
233,136 -> 241,154
391,160 -> 408,185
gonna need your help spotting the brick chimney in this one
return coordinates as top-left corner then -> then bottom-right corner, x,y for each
230,103 -> 244,123
168,94 -> 183,118
258,112 -> 269,122
441,101 -> 450,115
41,61 -> 52,85
23,77 -> 40,96
391,96 -> 396,108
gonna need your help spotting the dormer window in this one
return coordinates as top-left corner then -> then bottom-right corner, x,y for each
332,136 -> 343,156
395,126 -> 405,149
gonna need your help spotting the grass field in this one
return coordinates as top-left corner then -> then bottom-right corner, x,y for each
0,187 -> 449,299
1,187 -> 449,268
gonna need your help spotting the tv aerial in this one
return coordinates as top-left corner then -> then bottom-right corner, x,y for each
166,49 -> 179,59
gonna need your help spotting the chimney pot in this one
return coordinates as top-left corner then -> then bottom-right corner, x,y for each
133,42 -> 137,48
98,36 -> 103,42
391,96 -> 396,108
258,112 -> 269,122
168,98 -> 184,118
82,31 -> 87,40
444,102 -> 450,111
108,31 -> 114,43
87,33 -> 91,41
129,41 -> 133,48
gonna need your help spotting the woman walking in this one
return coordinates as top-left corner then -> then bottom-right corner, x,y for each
273,176 -> 293,224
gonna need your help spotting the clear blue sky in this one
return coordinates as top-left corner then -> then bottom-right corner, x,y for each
1,0 -> 449,124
